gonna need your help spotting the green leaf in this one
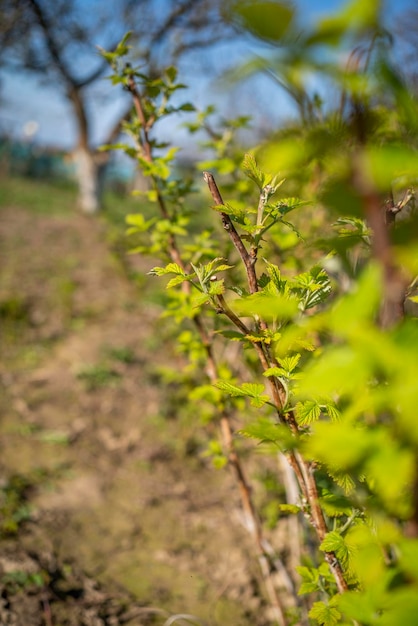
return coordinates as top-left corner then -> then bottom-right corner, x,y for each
149,263 -> 185,277
329,263 -> 382,337
297,344 -> 371,399
238,418 -> 290,446
279,503 -> 301,515
270,197 -> 308,217
232,1 -> 294,44
320,531 -> 352,569
178,102 -> 195,112
323,403 -> 341,421
295,400 -> 321,425
242,153 -> 271,188
263,367 -> 284,378
125,213 -> 157,233
166,274 -> 191,289
320,493 -> 353,518
365,143 -> 418,191
305,420 -> 374,472
296,566 -> 320,595
309,600 -> 341,626
215,381 -> 270,407
280,354 -> 301,373
231,293 -> 299,322
208,279 -> 225,296
211,202 -> 247,224
215,330 -> 246,341
165,66 -> 178,83
264,261 -> 288,294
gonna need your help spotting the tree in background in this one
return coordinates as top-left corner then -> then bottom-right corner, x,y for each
0,0 -> 235,212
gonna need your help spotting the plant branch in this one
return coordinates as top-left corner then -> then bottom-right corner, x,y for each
206,174 -> 350,595
203,171 -> 259,294
125,79 -> 293,624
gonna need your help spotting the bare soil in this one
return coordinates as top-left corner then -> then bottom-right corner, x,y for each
0,203 -> 268,625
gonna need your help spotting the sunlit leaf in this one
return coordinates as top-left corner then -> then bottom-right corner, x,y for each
309,600 -> 341,626
231,293 -> 299,321
295,400 -> 321,425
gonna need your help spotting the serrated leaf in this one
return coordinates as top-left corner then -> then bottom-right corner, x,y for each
323,404 -> 342,421
263,367 -> 283,377
320,530 -> 345,553
295,400 -> 322,425
242,152 -> 270,188
166,274 -> 190,289
264,261 -> 288,293
320,531 -> 352,570
281,354 -> 301,372
309,601 -> 341,626
208,280 -> 225,296
295,338 -> 316,352
320,494 -> 353,518
250,395 -> 270,408
296,566 -> 320,594
299,580 -> 321,595
214,264 -> 234,273
214,380 -> 245,397
273,197 -> 308,217
212,202 -> 247,223
149,262 -> 185,277
332,472 -> 356,495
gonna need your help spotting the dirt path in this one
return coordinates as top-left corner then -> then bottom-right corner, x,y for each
0,206 -> 264,625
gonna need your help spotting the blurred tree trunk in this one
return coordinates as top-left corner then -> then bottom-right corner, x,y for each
73,147 -> 104,213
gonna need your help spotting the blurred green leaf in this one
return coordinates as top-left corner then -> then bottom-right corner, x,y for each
365,144 -> 418,191
231,1 -> 294,44
231,292 -> 299,322
309,599 -> 341,626
239,417 -> 285,443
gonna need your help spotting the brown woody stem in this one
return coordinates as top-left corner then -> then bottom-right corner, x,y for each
203,171 -> 259,295
206,171 -> 350,595
127,82 -> 292,623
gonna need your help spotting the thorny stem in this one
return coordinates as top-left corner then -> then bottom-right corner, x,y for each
127,82 -> 293,624
203,171 -> 259,295
204,171 -> 350,594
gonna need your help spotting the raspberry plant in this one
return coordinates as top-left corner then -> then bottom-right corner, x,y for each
101,2 -> 418,623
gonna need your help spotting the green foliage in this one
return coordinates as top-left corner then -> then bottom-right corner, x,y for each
0,473 -> 43,537
76,364 -> 122,390
102,6 -> 418,622
309,598 -> 341,626
2,570 -> 46,591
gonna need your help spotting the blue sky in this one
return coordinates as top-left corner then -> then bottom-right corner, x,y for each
0,0 -> 416,150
